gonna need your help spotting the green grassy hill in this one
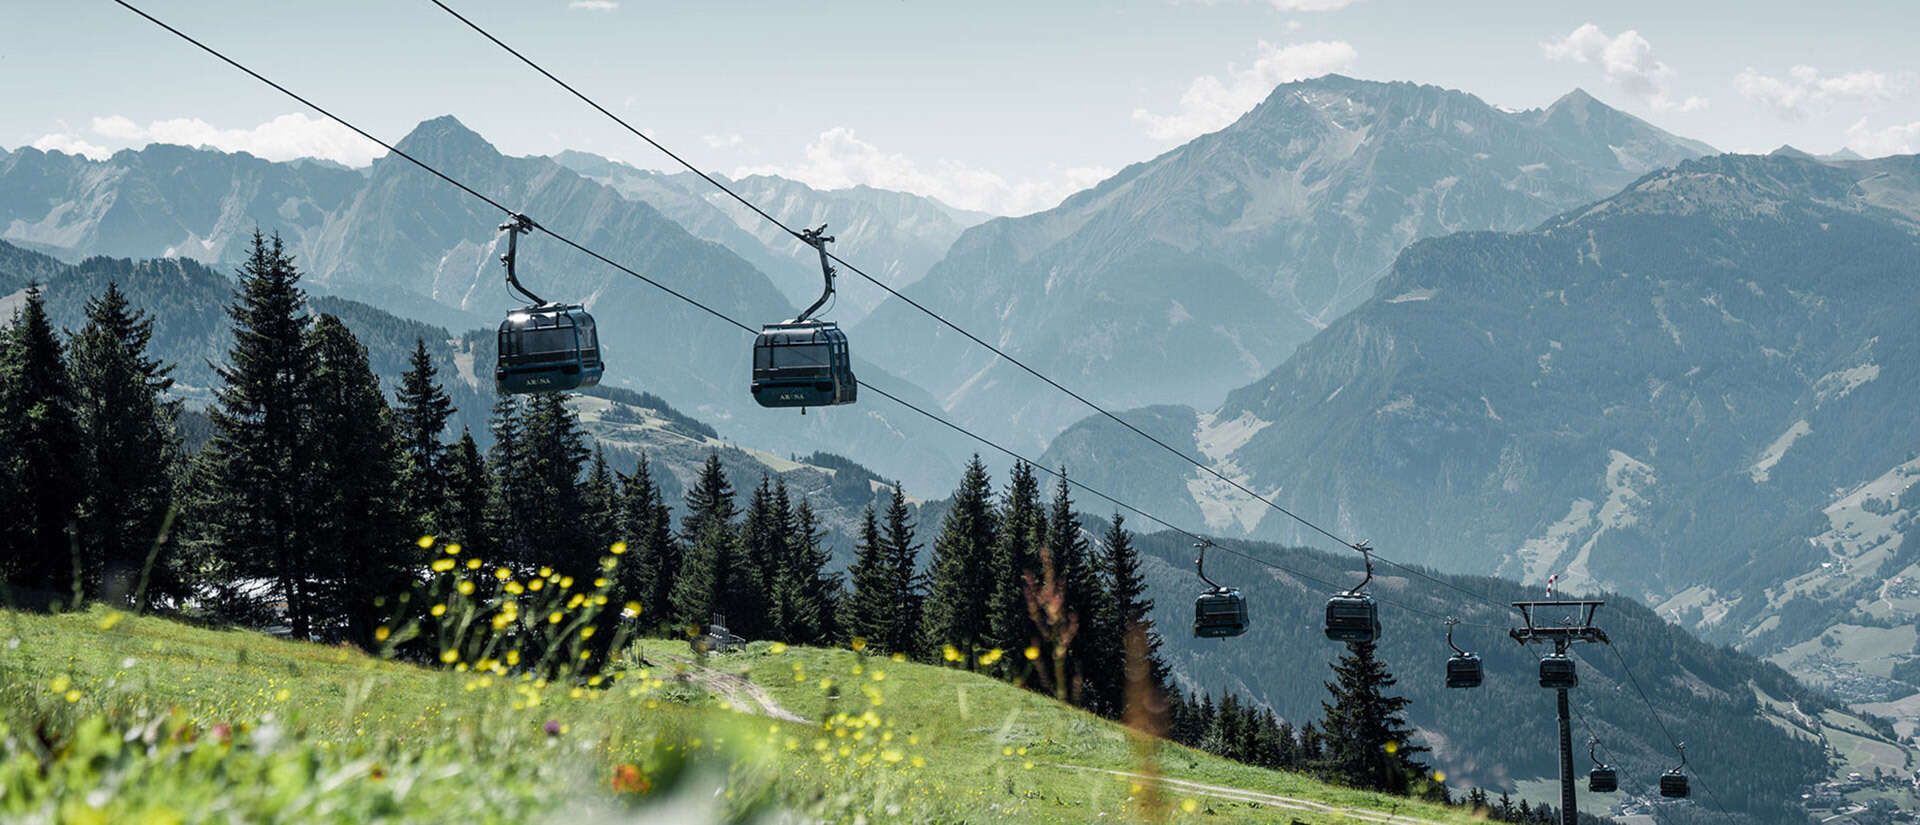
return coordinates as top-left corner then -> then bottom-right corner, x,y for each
1,608 -> 1472,824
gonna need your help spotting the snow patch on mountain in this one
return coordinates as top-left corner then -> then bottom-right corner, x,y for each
1514,450 -> 1655,586
1384,287 -> 1437,303
1185,410 -> 1280,534
1750,420 -> 1812,483
1814,362 -> 1880,403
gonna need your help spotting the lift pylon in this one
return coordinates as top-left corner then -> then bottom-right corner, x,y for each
1509,600 -> 1609,825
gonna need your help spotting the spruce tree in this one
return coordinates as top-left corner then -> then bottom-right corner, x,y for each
304,315 -> 411,642
618,453 -> 677,625
1103,514 -> 1170,723
921,456 -> 997,666
668,455 -> 747,632
581,445 -> 621,553
785,497 -> 841,645
1319,640 -> 1431,794
1037,472 -> 1108,707
987,461 -> 1044,667
879,484 -> 923,656
486,395 -> 531,566
737,475 -> 784,638
394,338 -> 454,533
520,392 -> 591,576
68,281 -> 182,608
844,505 -> 892,648
440,428 -> 494,557
198,233 -> 321,635
0,283 -> 85,601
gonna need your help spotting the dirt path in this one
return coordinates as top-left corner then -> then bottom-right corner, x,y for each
658,653 -> 805,723
1052,763 -> 1452,825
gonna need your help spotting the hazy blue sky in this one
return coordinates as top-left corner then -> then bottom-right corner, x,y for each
8,1 -> 1918,214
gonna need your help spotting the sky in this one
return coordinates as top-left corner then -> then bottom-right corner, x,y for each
7,0 -> 1919,216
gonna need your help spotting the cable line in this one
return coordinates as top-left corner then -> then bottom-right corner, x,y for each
110,0 -> 1479,633
1607,645 -> 1728,813
422,0 -> 1518,618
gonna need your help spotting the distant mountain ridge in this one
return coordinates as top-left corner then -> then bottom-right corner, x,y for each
0,118 -> 970,491
1040,152 -> 1920,718
856,75 -> 1714,451
554,151 -> 989,323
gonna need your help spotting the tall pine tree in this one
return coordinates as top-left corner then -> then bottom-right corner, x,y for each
487,395 -> 532,567
0,283 -> 85,602
879,484 -> 923,656
618,453 -> 677,626
783,497 -> 840,645
197,233 -> 322,636
987,461 -> 1044,669
668,455 -> 746,632
1103,514 -> 1171,724
921,456 -> 997,666
581,445 -> 621,553
519,393 -> 592,577
1319,640 -> 1432,795
844,505 -> 893,648
394,338 -> 454,534
1033,472 -> 1108,707
439,428 -> 494,557
69,281 -> 182,608
304,315 -> 411,642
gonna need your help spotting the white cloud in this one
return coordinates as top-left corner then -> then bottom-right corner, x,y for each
1734,65 -> 1899,119
1844,118 -> 1920,157
65,113 -> 386,166
567,0 -> 618,10
30,133 -> 111,160
1542,23 -> 1706,113
1132,40 -> 1358,142
735,127 -> 1110,216
1268,0 -> 1355,10
703,133 -> 745,149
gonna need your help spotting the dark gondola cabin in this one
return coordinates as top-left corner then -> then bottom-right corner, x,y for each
1589,765 -> 1618,793
1445,652 -> 1483,688
496,304 -> 603,394
1194,588 -> 1249,638
1660,769 -> 1690,798
752,321 -> 856,409
1324,594 -> 1380,643
1539,652 -> 1578,689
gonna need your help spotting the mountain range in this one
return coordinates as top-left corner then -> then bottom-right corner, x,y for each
855,76 -> 1715,450
1041,151 -> 1920,731
0,118 -> 970,492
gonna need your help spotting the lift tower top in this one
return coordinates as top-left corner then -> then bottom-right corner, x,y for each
1508,600 -> 1610,825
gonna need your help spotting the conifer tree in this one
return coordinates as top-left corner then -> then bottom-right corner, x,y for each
1319,640 -> 1431,794
67,282 -> 182,607
618,453 -> 677,625
1036,472 -> 1108,707
987,461 -> 1044,666
486,395 -> 533,567
1103,514 -> 1170,723
784,497 -> 841,645
439,428 -> 494,557
394,338 -> 454,533
305,315 -> 411,641
880,484 -> 923,655
737,475 -> 785,638
520,392 -> 592,576
921,456 -> 997,666
844,505 -> 893,648
668,455 -> 743,631
581,445 -> 621,552
0,283 -> 85,600
197,233 -> 322,635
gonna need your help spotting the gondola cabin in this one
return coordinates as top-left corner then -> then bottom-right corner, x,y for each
1539,653 -> 1578,689
1660,769 -> 1690,798
496,304 -> 603,395
1324,594 -> 1380,643
1194,588 -> 1249,638
1589,765 -> 1618,793
1445,652 -> 1483,688
752,321 -> 856,409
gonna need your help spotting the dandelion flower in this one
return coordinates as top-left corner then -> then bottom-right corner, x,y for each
457,581 -> 476,596
374,626 -> 391,642
769,642 -> 788,654
417,536 -> 436,549
430,558 -> 455,573
1023,645 -> 1041,661
622,601 -> 642,618
610,541 -> 628,556
1181,799 -> 1198,813
495,567 -> 512,581
431,604 -> 447,617
465,558 -> 482,570
98,611 -> 125,631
